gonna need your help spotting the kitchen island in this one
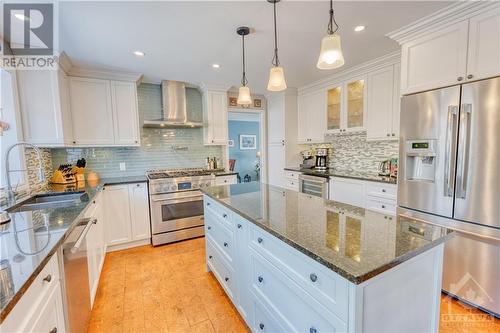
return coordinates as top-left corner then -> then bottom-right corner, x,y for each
202,182 -> 453,333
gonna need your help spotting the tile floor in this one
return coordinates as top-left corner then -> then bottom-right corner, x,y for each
88,237 -> 499,333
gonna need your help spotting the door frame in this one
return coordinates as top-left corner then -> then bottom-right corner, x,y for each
225,108 -> 267,184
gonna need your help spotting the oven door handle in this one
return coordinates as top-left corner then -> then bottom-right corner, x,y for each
151,194 -> 202,203
299,174 -> 328,184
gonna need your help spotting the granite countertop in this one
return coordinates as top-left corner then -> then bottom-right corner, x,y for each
0,175 -> 147,322
284,166 -> 397,184
202,182 -> 453,284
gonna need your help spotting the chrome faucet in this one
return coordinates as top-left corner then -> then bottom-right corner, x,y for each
4,142 -> 45,203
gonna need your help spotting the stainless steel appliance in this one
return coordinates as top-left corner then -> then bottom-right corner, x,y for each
62,217 -> 95,333
398,77 -> 500,317
300,150 -> 315,169
314,148 -> 329,170
147,168 -> 216,245
298,174 -> 329,199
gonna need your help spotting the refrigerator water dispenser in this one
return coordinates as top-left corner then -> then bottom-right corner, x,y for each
404,140 -> 437,182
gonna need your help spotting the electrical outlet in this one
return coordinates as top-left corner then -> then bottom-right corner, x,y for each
119,162 -> 126,171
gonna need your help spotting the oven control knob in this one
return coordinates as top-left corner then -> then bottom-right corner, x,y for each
199,183 -> 204,188
206,182 -> 211,187
170,186 -> 177,191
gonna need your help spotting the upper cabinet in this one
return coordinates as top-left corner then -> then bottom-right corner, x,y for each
396,4 -> 500,95
203,89 -> 228,145
298,89 -> 326,143
366,64 -> 400,140
17,69 -> 74,147
69,77 -> 140,147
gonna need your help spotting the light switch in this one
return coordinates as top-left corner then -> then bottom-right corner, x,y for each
119,162 -> 126,171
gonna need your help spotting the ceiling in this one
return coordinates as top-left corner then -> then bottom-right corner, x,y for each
59,1 -> 453,93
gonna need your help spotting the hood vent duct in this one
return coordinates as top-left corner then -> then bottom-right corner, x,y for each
143,80 -> 203,128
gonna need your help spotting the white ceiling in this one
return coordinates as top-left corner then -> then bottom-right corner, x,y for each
59,1 -> 454,93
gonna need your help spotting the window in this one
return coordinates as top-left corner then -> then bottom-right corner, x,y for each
1,68 -> 27,196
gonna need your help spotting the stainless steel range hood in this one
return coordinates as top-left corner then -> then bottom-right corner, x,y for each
143,80 -> 203,128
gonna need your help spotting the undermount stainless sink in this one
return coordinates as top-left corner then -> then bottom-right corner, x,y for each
10,192 -> 87,212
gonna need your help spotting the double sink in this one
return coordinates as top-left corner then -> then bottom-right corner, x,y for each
8,192 -> 88,213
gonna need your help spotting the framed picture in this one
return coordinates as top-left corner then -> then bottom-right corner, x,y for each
240,135 -> 257,150
253,98 -> 262,108
228,139 -> 235,147
229,97 -> 238,107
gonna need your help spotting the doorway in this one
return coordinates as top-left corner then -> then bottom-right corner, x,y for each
227,111 -> 263,183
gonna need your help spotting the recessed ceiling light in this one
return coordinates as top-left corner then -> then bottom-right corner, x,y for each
14,13 -> 30,21
133,51 -> 145,57
354,25 -> 366,32
212,63 -> 221,69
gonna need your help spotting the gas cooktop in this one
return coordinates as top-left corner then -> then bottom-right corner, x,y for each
146,168 -> 224,180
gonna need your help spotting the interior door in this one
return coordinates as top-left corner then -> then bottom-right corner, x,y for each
398,86 -> 460,218
453,77 -> 500,227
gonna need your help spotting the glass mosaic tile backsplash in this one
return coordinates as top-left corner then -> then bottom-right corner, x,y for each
51,83 -> 223,178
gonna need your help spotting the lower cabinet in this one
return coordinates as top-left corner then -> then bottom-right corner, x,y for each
215,174 -> 238,185
104,182 -> 151,249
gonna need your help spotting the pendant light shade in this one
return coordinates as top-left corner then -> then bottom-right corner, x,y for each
236,26 -> 252,106
267,0 -> 287,92
237,86 -> 252,105
267,66 -> 287,91
317,0 -> 345,70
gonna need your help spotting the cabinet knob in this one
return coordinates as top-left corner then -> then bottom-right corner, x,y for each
386,133 -> 390,137
382,189 -> 386,193
310,328 -> 317,333
222,213 -> 228,218
225,277 -> 229,282
258,276 -> 264,283
49,328 -> 57,333
207,226 -> 211,230
384,216 -> 388,219
72,141 -> 76,144
207,202 -> 211,206
467,74 -> 473,79
457,76 -> 464,81
136,184 -> 140,187
43,274 -> 52,283
209,255 -> 213,259
223,242 -> 228,247
259,323 -> 265,330
257,237 -> 263,244
309,273 -> 318,282
237,224 -> 242,229
381,205 -> 386,209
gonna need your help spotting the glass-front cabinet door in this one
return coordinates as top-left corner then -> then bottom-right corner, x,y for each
327,86 -> 342,131
345,78 -> 365,130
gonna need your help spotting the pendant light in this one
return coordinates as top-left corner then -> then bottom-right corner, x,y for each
267,0 -> 287,91
317,0 -> 345,70
236,26 -> 252,106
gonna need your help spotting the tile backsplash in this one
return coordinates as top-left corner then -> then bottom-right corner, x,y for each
305,132 -> 399,174
51,83 -> 223,178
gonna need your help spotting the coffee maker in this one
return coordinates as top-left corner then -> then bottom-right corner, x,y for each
314,148 -> 329,170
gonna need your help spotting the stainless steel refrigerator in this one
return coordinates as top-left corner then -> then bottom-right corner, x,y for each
398,76 -> 500,317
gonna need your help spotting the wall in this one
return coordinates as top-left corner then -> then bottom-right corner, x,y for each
228,120 -> 260,181
51,83 -> 223,178
304,132 -> 399,174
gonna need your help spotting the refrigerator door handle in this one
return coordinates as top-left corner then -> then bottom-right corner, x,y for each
456,103 -> 472,199
444,105 -> 458,197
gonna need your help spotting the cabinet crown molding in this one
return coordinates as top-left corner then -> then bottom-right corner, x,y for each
298,51 -> 400,95
199,82 -> 231,93
387,1 -> 500,44
68,67 -> 143,83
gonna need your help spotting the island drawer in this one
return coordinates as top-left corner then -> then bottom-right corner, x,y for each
206,237 -> 236,301
249,226 -> 349,321
250,250 -> 347,333
366,196 -> 396,215
251,292 -> 288,333
215,174 -> 237,185
204,196 -> 234,229
365,182 -> 397,199
284,178 -> 299,191
205,210 -> 235,264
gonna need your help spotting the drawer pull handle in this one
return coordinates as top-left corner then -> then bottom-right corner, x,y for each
258,276 -> 264,283
257,237 -> 263,244
225,277 -> 229,282
237,224 -> 242,229
310,328 -> 317,333
43,274 -> 52,283
259,323 -> 265,330
309,273 -> 318,282
224,242 -> 228,247
209,255 -> 213,259
49,328 -> 57,333
222,213 -> 228,218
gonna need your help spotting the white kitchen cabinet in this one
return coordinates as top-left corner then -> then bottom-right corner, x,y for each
203,90 -> 228,145
69,77 -> 115,145
467,8 -> 500,82
297,89 -> 327,143
329,177 -> 366,207
111,81 -> 140,146
215,174 -> 238,185
267,90 -> 300,187
398,5 -> 500,94
104,182 -> 151,250
17,69 -> 74,147
366,65 -> 400,140
26,282 -> 66,333
128,182 -> 151,241
104,184 -> 132,246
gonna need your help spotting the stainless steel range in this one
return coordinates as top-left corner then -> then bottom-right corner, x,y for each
147,168 -> 216,245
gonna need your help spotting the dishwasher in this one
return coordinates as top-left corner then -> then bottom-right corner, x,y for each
61,217 -> 95,333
